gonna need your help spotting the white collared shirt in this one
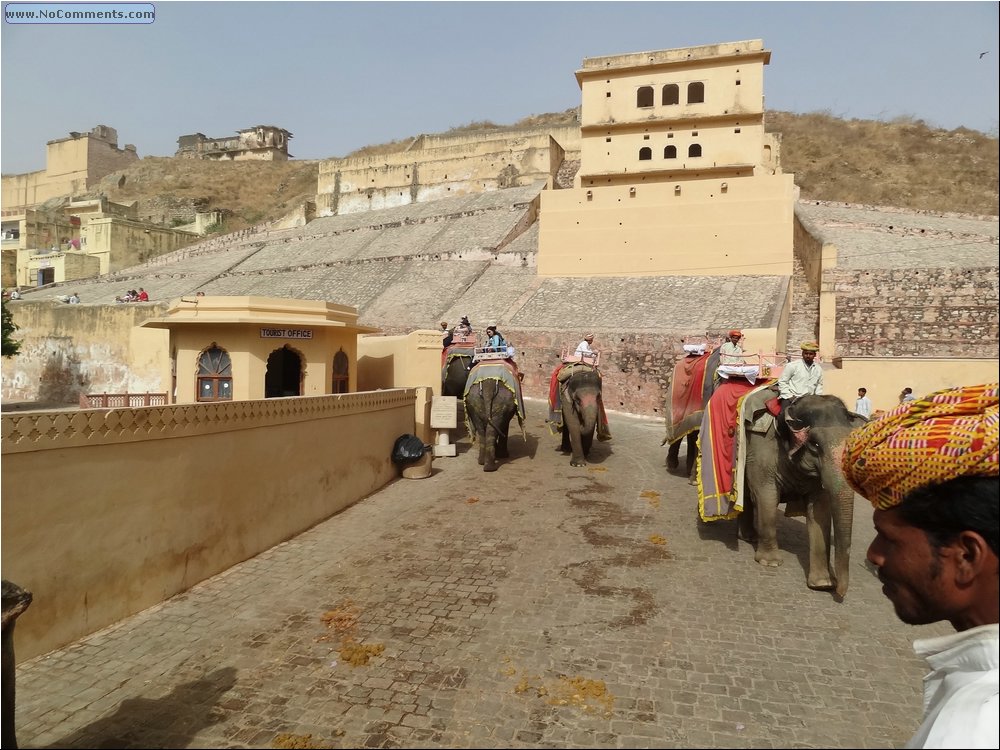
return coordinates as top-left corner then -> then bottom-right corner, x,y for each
777,358 -> 824,399
905,623 -> 999,749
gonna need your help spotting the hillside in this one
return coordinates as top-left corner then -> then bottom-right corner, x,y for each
86,110 -> 998,233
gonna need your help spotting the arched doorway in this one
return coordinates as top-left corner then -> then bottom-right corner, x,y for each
265,345 -> 303,398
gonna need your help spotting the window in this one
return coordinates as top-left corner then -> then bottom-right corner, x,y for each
687,82 -> 705,104
197,344 -> 233,401
636,86 -> 653,108
662,84 -> 679,105
639,147 -> 652,161
664,145 -> 677,159
688,144 -> 702,158
332,349 -> 349,394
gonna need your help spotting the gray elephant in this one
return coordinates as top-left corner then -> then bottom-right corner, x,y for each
463,360 -> 525,472
735,388 -> 868,598
662,345 -> 720,482
442,351 -> 473,397
549,363 -> 611,467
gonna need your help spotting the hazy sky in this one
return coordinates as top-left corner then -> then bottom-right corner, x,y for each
2,1 -> 998,174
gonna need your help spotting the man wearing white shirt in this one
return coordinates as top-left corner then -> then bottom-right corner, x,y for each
575,333 -> 595,356
777,341 -> 823,407
843,384 -> 998,749
854,387 -> 873,418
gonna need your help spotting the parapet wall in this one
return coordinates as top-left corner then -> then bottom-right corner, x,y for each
0,389 -> 417,661
830,266 -> 1000,358
317,127 -> 580,216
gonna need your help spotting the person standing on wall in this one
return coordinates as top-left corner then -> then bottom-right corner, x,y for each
855,387 -> 873,418
842,383 -> 998,749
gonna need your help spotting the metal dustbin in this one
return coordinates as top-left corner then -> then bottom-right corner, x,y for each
392,434 -> 433,479
401,450 -> 433,479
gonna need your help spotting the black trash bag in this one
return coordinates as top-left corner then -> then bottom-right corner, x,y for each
392,434 -> 428,466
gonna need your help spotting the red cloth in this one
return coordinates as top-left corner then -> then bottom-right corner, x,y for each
548,364 -> 565,412
670,353 -> 711,435
765,397 -> 782,417
705,379 -> 759,496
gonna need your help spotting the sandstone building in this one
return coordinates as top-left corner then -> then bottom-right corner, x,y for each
175,125 -> 293,161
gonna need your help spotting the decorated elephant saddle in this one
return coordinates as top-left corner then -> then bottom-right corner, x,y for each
463,360 -> 526,424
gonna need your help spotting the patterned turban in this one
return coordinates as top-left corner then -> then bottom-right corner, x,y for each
842,383 -> 999,509
800,341 -> 819,352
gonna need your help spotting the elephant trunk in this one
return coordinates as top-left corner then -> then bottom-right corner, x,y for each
576,392 -> 599,435
827,443 -> 855,599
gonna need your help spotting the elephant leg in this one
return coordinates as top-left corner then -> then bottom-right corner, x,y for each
563,405 -> 587,467
737,495 -> 757,543
805,495 -> 835,590
482,422 -> 498,472
666,439 -> 680,469
495,418 -> 510,458
581,429 -> 594,457
559,424 -> 571,453
749,480 -> 782,567
685,432 -> 698,480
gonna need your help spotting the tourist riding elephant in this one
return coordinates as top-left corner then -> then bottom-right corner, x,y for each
463,361 -> 524,472
550,363 -> 611,467
737,390 -> 869,599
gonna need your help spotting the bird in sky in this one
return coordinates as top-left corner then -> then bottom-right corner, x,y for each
979,51 -> 989,59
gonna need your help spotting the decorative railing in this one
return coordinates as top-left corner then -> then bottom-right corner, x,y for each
78,392 -> 168,409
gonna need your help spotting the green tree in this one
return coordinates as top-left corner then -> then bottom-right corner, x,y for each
2,298 -> 22,358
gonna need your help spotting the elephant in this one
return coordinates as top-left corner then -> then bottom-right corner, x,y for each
549,363 -> 611,467
441,334 -> 478,398
662,345 -> 720,482
442,351 -> 474,397
463,361 -> 524,472
735,389 -> 869,598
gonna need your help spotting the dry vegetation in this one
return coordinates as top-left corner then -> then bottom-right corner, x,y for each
84,110 -> 998,232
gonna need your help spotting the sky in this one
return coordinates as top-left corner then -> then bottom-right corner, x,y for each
1,1 -> 998,175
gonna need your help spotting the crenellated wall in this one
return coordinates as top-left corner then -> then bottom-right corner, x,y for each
317,128 -> 579,216
1,389 -> 418,662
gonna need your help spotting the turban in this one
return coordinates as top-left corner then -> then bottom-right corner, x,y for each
585,333 -> 594,339
728,330 -> 742,337
800,341 -> 819,352
842,383 -> 999,509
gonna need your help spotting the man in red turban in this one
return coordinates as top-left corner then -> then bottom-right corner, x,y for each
842,382 -> 998,748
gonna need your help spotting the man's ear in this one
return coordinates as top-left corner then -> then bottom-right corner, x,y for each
953,530 -> 997,584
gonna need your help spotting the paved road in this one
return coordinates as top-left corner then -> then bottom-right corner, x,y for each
12,399 -> 947,749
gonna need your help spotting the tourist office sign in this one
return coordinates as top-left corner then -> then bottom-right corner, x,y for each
260,327 -> 313,339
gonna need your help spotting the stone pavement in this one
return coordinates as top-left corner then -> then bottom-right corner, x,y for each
12,399 -> 949,749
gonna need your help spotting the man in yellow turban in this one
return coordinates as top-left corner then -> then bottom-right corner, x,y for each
842,382 -> 998,749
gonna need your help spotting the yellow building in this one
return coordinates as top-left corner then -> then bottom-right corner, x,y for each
141,296 -> 381,403
0,125 -> 138,210
538,39 -> 796,277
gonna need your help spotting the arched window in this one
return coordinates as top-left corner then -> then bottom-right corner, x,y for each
636,86 -> 653,108
639,147 -> 652,161
197,344 -> 233,401
664,145 -> 677,159
662,84 -> 679,105
687,82 -> 705,104
332,349 -> 349,394
688,144 -> 702,158
265,345 -> 302,398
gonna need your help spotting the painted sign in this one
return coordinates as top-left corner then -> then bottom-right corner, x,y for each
260,328 -> 313,339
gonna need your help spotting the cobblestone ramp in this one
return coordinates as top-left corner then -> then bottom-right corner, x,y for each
13,406 -> 948,749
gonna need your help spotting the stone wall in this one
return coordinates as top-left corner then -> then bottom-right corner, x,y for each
1,389 -> 417,661
831,266 -> 1000,358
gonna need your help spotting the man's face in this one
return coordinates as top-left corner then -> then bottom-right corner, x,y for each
867,508 -> 955,625
730,335 -> 740,343
801,350 -> 816,363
